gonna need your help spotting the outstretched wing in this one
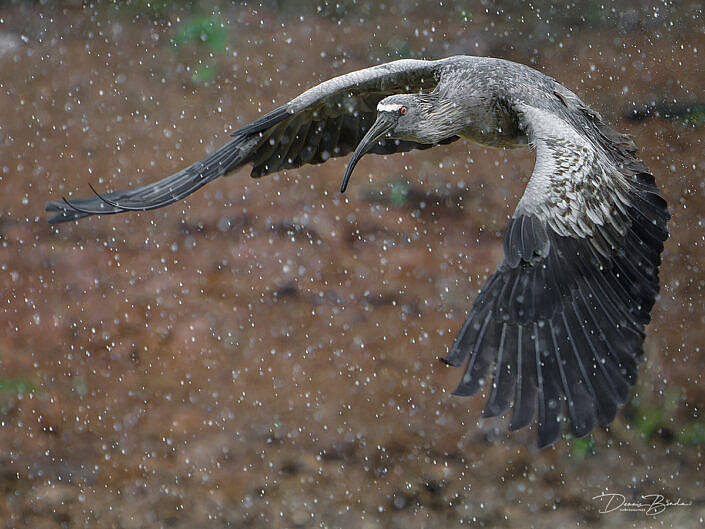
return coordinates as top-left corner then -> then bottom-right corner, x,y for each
442,101 -> 669,447
46,58 -> 457,223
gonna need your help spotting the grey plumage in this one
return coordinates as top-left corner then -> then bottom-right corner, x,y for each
46,56 -> 669,448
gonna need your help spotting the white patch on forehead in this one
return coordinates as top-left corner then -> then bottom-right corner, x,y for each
377,103 -> 403,112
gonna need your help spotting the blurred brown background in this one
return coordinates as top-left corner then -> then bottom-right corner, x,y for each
0,1 -> 703,527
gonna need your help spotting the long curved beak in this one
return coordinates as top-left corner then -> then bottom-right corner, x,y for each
340,115 -> 395,193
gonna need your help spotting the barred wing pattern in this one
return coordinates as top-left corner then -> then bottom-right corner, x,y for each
46,59 -> 455,223
442,103 -> 669,447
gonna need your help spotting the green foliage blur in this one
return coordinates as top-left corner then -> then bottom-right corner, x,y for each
628,393 -> 705,446
0,374 -> 35,415
171,14 -> 227,52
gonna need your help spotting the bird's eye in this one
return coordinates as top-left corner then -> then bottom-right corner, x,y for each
399,106 -> 407,116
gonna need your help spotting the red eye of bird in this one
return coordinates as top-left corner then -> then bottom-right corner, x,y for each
399,106 -> 407,115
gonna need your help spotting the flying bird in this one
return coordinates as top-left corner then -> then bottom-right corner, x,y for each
46,56 -> 669,447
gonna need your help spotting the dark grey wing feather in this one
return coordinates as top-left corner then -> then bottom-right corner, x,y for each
47,58 -> 454,223
481,323 -> 518,417
442,102 -> 669,447
508,325 -> 537,431
46,135 -> 254,223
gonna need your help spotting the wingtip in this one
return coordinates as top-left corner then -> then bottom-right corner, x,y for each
45,210 -> 86,224
569,417 -> 595,440
438,355 -> 459,367
482,400 -> 510,418
508,416 -> 532,432
46,212 -> 82,224
536,438 -> 556,450
45,199 -> 64,212
536,422 -> 562,449
45,200 -> 74,224
450,384 -> 475,397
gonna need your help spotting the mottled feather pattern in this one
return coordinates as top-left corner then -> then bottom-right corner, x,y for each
515,105 -> 632,244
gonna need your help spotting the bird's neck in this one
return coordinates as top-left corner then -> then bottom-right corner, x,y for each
412,96 -> 474,144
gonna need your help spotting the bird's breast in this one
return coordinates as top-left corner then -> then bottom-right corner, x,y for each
457,100 -> 527,148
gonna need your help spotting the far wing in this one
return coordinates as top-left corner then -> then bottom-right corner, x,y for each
237,58 -> 456,176
442,102 -> 669,447
46,58 -> 456,223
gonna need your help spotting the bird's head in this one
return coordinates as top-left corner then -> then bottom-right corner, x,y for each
340,94 -> 423,193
